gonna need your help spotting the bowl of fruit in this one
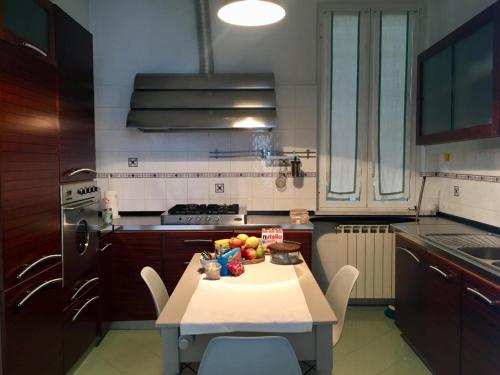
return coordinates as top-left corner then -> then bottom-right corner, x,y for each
214,234 -> 266,264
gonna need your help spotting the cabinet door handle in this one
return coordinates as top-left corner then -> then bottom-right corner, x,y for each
17,254 -> 62,280
18,278 -> 63,308
184,240 -> 213,244
98,243 -> 112,253
20,42 -> 48,57
466,287 -> 498,307
71,277 -> 99,301
66,168 -> 97,177
72,296 -> 100,323
396,247 -> 421,263
429,265 -> 451,279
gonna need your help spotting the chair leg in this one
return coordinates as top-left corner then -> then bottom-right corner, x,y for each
180,362 -> 198,374
300,360 -> 316,375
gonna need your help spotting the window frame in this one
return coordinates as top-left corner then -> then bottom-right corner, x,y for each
317,1 -> 423,213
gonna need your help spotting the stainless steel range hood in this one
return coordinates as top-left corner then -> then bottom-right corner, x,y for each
127,73 -> 277,132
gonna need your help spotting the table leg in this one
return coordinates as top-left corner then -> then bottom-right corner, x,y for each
315,325 -> 333,375
161,327 -> 180,375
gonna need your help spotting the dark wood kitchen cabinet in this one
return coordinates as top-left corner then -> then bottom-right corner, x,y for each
0,39 -> 60,291
396,234 -> 500,375
0,0 -> 55,64
2,262 -> 63,375
461,273 -> 500,374
63,284 -> 100,373
163,231 -> 232,294
395,238 -> 427,355
54,5 -> 96,183
98,236 -> 114,338
107,232 -> 162,321
421,250 -> 462,375
417,1 -> 500,144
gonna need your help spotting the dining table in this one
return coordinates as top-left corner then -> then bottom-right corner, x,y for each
156,254 -> 337,375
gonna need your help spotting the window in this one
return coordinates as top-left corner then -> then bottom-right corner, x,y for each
318,4 -> 421,211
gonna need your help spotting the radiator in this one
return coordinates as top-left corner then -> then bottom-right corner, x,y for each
314,224 -> 395,299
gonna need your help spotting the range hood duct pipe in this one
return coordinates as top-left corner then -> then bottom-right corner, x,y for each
194,0 -> 214,74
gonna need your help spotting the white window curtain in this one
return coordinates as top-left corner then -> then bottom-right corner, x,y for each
318,4 -> 420,211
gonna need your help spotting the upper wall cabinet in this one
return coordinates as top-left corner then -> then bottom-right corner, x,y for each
417,2 -> 500,144
0,0 -> 55,64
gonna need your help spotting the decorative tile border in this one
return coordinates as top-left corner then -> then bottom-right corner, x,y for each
96,171 -> 317,179
421,172 -> 500,183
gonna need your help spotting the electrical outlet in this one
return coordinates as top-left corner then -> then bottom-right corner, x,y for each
453,186 -> 460,197
215,183 -> 224,193
128,158 -> 138,167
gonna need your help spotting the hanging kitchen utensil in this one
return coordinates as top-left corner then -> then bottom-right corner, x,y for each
275,161 -> 288,190
291,156 -> 302,177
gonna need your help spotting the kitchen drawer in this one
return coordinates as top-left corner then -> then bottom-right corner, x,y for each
163,231 -> 233,253
421,250 -> 462,374
461,273 -> 500,374
3,262 -> 63,375
63,285 -> 100,373
64,267 -> 100,308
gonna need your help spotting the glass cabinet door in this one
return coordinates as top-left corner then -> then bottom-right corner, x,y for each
453,22 -> 494,130
421,47 -> 453,136
3,0 -> 50,55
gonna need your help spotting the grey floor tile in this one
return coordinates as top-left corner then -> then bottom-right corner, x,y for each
74,307 -> 429,375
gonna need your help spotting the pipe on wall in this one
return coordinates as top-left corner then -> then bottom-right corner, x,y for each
194,0 -> 214,74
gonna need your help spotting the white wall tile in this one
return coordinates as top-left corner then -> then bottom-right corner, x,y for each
295,85 -> 317,108
166,179 -> 188,200
188,179 -> 210,200
145,179 -> 166,199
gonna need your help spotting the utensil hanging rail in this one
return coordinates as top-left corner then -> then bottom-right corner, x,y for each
209,149 -> 316,160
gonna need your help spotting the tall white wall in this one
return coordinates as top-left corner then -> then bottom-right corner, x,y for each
52,0 -> 89,30
422,0 -> 500,226
90,0 -> 318,212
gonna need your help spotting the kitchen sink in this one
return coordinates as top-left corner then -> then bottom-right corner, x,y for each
457,247 -> 500,260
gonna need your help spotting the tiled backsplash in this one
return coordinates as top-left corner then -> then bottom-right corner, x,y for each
95,84 -> 318,212
423,138 -> 500,227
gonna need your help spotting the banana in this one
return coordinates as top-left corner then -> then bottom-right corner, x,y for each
214,239 -> 230,250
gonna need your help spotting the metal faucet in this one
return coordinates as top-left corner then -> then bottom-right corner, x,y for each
415,176 -> 427,222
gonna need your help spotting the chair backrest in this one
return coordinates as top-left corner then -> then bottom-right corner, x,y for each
198,336 -> 302,375
325,265 -> 360,346
140,266 -> 169,317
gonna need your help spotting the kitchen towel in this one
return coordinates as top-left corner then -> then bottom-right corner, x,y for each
180,257 -> 313,335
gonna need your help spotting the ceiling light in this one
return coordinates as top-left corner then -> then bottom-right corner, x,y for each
217,0 -> 286,27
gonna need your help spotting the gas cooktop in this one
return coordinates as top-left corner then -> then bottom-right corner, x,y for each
161,204 -> 246,225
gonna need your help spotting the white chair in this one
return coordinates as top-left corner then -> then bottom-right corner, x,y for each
325,265 -> 360,346
140,266 -> 169,317
197,336 -> 302,375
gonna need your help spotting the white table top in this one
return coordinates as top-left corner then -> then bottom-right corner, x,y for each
157,254 -> 337,328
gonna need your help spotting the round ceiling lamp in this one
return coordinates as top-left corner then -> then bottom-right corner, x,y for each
217,0 -> 286,27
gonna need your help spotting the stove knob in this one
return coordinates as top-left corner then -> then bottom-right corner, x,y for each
91,186 -> 98,192
206,216 -> 212,223
195,216 -> 201,222
186,217 -> 192,223
214,216 -> 221,223
77,188 -> 85,195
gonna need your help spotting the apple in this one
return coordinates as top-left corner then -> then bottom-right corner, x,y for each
246,249 -> 257,260
241,247 -> 250,259
256,246 -> 265,259
228,237 -> 243,248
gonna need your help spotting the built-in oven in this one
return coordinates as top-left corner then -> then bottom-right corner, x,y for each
61,181 -> 100,294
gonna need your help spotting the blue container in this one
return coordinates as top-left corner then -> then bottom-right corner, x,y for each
217,247 -> 240,276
